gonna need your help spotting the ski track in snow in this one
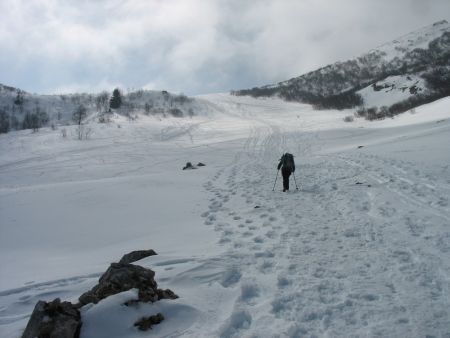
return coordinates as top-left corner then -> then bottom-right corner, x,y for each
0,95 -> 450,337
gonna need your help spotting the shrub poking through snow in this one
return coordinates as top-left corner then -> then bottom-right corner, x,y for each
134,313 -> 164,331
343,115 -> 354,122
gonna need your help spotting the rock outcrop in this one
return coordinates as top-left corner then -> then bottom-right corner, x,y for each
21,298 -> 81,338
183,162 -> 196,170
78,262 -> 178,305
22,250 -> 176,336
119,249 -> 157,264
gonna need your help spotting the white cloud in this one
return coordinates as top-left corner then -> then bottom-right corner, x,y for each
0,0 -> 448,94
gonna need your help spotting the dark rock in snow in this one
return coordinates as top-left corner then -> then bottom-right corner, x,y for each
78,262 -> 178,305
134,313 -> 164,331
22,298 -> 81,338
124,289 -> 177,307
197,162 -> 206,166
357,145 -> 364,148
157,288 -> 179,300
183,162 -> 197,170
22,256 -> 179,337
119,249 -> 157,264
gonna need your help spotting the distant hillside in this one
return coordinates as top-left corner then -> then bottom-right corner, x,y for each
0,85 -> 210,133
233,20 -> 450,120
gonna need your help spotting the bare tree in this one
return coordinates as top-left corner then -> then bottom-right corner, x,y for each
76,125 -> 92,140
144,101 -> 153,115
13,90 -> 25,113
72,104 -> 87,126
95,91 -> 110,113
0,109 -> 10,134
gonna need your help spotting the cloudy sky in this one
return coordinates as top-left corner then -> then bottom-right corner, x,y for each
0,0 -> 449,95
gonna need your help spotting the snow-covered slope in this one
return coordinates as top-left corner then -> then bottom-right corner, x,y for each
235,20 -> 450,115
357,74 -> 426,108
0,94 -> 450,337
373,20 -> 449,61
0,84 -> 214,132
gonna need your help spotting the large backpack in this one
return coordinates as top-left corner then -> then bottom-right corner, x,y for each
283,153 -> 295,170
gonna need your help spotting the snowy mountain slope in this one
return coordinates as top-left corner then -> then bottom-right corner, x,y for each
372,20 -> 449,61
357,74 -> 426,108
234,20 -> 450,116
0,94 -> 450,337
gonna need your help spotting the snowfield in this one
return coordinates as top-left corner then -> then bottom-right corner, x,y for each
1,94 -> 449,337
357,75 -> 427,109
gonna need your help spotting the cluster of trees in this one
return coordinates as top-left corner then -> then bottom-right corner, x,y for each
0,89 -> 54,134
423,66 -> 450,95
0,86 -> 196,134
0,104 -> 49,134
98,88 -> 191,118
356,106 -> 392,120
22,107 -> 49,131
232,87 -> 363,110
279,88 -> 363,110
0,109 -> 9,133
356,88 -> 448,121
231,87 -> 278,98
129,90 -> 192,118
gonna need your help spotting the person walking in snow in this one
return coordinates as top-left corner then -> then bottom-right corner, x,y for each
277,153 -> 295,192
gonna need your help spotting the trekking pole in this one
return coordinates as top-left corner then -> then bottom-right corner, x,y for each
293,172 -> 299,190
272,169 -> 280,191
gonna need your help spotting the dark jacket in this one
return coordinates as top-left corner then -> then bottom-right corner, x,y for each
277,153 -> 295,172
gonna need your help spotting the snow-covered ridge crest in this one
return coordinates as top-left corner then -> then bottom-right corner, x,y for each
371,19 -> 449,61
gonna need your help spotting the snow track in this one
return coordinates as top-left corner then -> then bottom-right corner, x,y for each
202,146 -> 449,336
0,95 -> 449,337
180,96 -> 450,337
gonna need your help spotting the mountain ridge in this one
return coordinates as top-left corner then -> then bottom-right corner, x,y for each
233,20 -> 450,119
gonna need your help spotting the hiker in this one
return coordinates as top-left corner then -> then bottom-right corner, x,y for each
277,153 -> 295,192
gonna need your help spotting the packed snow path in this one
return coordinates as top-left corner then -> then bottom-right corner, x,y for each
187,96 -> 450,337
0,95 -> 449,337
200,140 -> 450,337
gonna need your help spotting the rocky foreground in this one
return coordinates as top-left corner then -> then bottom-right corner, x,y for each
21,250 -> 176,338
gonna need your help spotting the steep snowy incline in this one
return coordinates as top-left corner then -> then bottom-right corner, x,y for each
0,94 -> 449,337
